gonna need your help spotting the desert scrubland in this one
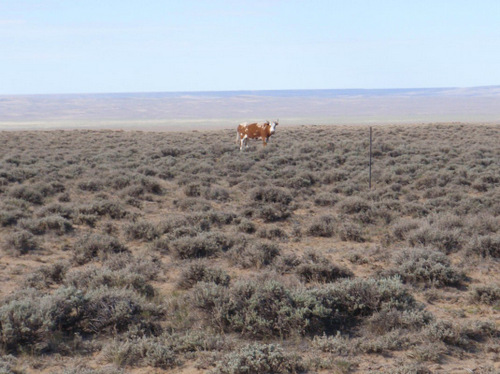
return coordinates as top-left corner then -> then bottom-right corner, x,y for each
0,123 -> 499,373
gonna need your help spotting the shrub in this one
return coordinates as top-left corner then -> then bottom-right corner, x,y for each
36,202 -> 74,219
357,330 -> 410,354
170,232 -> 233,259
102,336 -> 178,369
177,261 -> 230,289
65,265 -> 156,298
426,318 -> 498,348
365,308 -> 434,335
409,342 -> 446,363
73,213 -> 99,227
192,280 -> 310,338
0,355 -> 22,374
425,320 -> 469,347
58,192 -> 71,202
204,186 -> 230,202
466,234 -> 500,258
174,197 -> 213,212
311,332 -> 353,356
322,170 -> 348,183
125,220 -> 161,241
73,234 -> 128,264
103,254 -> 162,281
273,253 -> 302,274
249,187 -> 293,205
150,237 -> 170,253
228,241 -> 281,269
338,196 -> 372,214
138,176 -> 164,195
386,248 -> 465,288
338,221 -> 365,242
193,276 -> 416,338
295,251 -> 353,283
212,343 -> 304,374
5,230 -> 41,255
257,225 -> 288,241
391,218 -> 421,241
408,225 -> 463,253
385,364 -> 432,374
0,287 -> 87,354
313,192 -> 339,207
0,283 -> 164,354
77,199 -> 127,219
187,210 -> 236,227
311,277 -> 417,320
77,179 -> 104,192
0,208 -> 26,227
286,172 -> 315,189
256,204 -> 291,222
102,330 -> 226,369
470,285 -> 500,306
82,286 -> 163,334
19,215 -> 73,235
62,368 -> 125,374
184,183 -> 201,197
307,215 -> 335,237
237,219 -> 256,234
24,261 -> 68,289
9,185 -> 44,205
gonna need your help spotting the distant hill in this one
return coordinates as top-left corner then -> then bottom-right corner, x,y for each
1,86 -> 500,130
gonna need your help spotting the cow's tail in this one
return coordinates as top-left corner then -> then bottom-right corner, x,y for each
236,130 -> 240,143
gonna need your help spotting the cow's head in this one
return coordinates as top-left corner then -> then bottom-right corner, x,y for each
269,119 -> 279,134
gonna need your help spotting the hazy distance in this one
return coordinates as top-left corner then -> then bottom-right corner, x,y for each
1,86 -> 500,131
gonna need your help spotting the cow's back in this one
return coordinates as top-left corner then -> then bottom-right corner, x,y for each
238,122 -> 261,138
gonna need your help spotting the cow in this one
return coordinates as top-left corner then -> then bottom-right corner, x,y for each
236,120 -> 279,151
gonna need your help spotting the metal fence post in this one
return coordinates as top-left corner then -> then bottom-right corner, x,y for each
369,127 -> 372,189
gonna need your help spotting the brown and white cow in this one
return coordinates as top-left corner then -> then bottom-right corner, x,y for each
236,120 -> 279,151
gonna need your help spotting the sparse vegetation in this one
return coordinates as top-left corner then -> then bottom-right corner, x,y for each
0,123 -> 499,373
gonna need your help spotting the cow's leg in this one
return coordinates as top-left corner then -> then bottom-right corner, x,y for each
262,137 -> 267,147
240,135 -> 248,151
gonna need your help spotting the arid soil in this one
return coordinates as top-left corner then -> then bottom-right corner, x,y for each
0,123 -> 499,374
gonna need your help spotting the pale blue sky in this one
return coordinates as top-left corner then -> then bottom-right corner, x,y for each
1,0 -> 500,94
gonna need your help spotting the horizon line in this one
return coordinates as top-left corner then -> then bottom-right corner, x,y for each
2,84 -> 500,97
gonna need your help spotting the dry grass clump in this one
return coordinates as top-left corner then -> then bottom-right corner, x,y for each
61,368 -> 125,374
102,330 -> 227,369
0,124 -> 499,372
211,343 -> 304,374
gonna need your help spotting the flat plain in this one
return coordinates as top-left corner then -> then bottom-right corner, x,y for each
0,121 -> 499,373
2,87 -> 500,131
